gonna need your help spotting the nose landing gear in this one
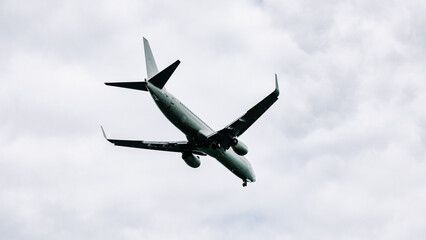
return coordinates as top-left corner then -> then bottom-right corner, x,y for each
242,180 -> 248,187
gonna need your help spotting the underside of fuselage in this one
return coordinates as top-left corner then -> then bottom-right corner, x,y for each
146,81 -> 256,184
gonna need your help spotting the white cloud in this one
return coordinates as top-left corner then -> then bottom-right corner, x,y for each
1,0 -> 426,239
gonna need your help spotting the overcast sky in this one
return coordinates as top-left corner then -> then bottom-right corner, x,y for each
1,0 -> 426,239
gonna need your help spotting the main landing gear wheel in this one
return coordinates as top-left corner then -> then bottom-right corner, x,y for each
242,180 -> 248,187
212,142 -> 221,149
231,138 -> 238,146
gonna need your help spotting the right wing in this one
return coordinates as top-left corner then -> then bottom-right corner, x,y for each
101,126 -> 206,156
208,75 -> 280,146
220,75 -> 279,137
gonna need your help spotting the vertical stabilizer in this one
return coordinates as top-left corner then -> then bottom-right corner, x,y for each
143,37 -> 159,79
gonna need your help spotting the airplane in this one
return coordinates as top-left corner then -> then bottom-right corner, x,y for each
101,38 -> 279,187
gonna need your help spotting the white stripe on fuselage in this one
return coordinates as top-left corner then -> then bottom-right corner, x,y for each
146,81 -> 256,182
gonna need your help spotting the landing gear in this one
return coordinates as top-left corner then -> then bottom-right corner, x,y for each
226,138 -> 238,150
211,142 -> 221,149
242,180 -> 248,187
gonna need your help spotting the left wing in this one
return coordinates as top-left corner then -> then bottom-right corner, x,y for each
101,126 -> 206,156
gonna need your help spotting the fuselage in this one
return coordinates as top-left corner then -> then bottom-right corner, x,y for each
146,81 -> 256,183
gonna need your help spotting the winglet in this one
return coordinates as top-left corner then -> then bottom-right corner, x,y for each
100,125 -> 108,139
274,74 -> 280,96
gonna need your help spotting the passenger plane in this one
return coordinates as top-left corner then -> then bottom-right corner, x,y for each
101,38 -> 279,187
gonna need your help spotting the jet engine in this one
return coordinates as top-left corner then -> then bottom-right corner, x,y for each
182,153 -> 201,168
231,140 -> 248,156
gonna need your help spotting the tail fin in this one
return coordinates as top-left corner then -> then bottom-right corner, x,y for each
143,37 -> 159,79
143,37 -> 180,89
104,38 -> 179,91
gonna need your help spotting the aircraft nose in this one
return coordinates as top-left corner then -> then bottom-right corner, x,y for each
249,171 -> 256,182
243,159 -> 256,182
247,166 -> 256,182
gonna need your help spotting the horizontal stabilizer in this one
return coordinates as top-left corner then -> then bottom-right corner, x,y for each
105,81 -> 148,91
148,60 -> 180,89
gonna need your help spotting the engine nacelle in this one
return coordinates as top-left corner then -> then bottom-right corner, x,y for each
182,153 -> 201,168
231,140 -> 248,156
